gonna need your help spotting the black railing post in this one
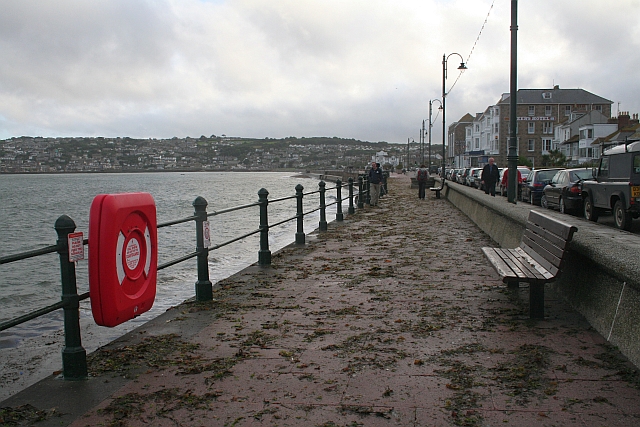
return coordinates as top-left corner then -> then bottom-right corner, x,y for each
295,184 -> 305,245
348,177 -> 355,214
357,176 -> 364,209
382,171 -> 389,196
55,215 -> 87,380
193,196 -> 213,301
258,188 -> 271,265
365,175 -> 371,205
319,181 -> 328,231
335,179 -> 344,222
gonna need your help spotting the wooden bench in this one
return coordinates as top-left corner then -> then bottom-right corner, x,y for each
481,210 -> 577,319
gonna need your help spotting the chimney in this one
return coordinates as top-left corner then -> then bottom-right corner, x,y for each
618,111 -> 631,129
553,85 -> 559,90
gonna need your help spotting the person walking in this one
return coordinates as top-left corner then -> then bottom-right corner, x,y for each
368,161 -> 383,206
417,164 -> 429,199
501,167 -> 522,198
481,157 -> 500,196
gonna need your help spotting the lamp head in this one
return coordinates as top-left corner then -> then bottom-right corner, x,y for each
438,105 -> 443,111
458,62 -> 467,70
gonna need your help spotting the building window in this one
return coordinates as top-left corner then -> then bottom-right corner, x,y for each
528,139 -> 535,151
542,92 -> 552,99
545,105 -> 552,116
475,138 -> 480,149
494,123 -> 499,133
577,104 -> 587,110
528,122 -> 535,134
543,122 -> 553,134
542,139 -> 552,152
594,105 -> 602,112
528,106 -> 535,116
475,124 -> 480,132
495,108 -> 499,116
565,106 -> 571,116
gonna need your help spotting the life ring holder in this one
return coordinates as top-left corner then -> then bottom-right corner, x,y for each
89,193 -> 157,327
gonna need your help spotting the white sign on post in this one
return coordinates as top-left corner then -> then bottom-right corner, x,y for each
203,221 -> 211,248
68,232 -> 84,262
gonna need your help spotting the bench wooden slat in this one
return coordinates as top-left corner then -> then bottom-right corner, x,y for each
524,224 -> 567,257
528,210 -> 577,241
491,248 -> 532,280
482,248 -> 519,279
522,232 -> 563,266
515,247 -> 556,280
482,210 -> 577,319
502,248 -> 548,281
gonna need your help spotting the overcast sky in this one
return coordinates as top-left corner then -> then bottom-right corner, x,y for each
1,0 -> 639,144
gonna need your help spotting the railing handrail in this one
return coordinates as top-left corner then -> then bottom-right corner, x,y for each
0,174 -> 387,380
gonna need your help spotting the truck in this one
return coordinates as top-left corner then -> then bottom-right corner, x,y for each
581,140 -> 640,230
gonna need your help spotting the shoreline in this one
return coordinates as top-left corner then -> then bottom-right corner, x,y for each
0,168 -> 307,175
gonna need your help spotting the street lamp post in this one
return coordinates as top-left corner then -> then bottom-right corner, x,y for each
442,53 -> 467,179
421,122 -> 425,165
507,0 -> 519,203
428,99 -> 442,172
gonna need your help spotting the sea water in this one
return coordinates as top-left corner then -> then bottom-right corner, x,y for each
0,171 -> 333,347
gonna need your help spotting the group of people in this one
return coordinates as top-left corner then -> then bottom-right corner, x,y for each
415,157 -> 507,199
373,157 -> 512,204
481,157 -> 523,197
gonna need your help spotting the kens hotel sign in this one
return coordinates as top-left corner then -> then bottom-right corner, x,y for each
515,116 -> 556,121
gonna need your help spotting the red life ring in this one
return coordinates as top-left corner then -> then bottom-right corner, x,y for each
89,192 -> 157,327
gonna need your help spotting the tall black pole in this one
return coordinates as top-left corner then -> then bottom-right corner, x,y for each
421,121 -> 425,165
406,137 -> 409,170
507,0 -> 519,203
442,54 -> 447,179
428,102 -> 432,169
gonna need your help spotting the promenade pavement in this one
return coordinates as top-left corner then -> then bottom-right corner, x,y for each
2,174 -> 640,427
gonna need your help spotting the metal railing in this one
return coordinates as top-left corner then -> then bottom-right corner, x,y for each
0,176 -> 386,380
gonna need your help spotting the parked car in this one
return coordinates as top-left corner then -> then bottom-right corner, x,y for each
446,168 -> 455,180
541,168 -> 593,214
467,168 -> 481,187
459,168 -> 471,185
581,141 -> 640,230
520,168 -> 564,205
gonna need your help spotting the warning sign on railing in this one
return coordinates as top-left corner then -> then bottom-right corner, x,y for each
68,232 -> 84,262
203,221 -> 211,247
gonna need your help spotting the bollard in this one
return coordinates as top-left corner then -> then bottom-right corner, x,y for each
295,184 -> 305,245
357,176 -> 364,209
55,215 -> 87,380
319,181 -> 328,231
193,196 -> 213,301
348,177 -> 355,214
335,179 -> 344,222
258,188 -> 271,265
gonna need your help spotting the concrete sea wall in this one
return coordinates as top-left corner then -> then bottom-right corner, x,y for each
441,180 -> 640,368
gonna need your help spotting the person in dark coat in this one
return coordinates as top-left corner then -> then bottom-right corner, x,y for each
416,164 -> 429,199
368,161 -> 383,206
481,157 -> 500,196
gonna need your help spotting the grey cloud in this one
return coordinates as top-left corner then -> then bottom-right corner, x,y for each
0,0 -> 639,142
